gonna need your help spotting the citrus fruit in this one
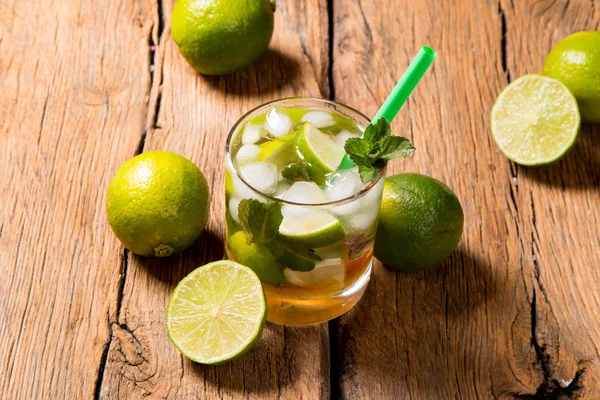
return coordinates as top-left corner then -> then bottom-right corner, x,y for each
171,0 -> 275,75
374,173 -> 464,272
166,260 -> 267,364
490,75 -> 580,166
106,151 -> 209,257
293,122 -> 346,175
227,231 -> 286,285
257,132 -> 295,168
542,31 -> 600,123
279,209 -> 345,249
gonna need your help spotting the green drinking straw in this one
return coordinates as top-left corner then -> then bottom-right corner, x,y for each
336,45 -> 437,171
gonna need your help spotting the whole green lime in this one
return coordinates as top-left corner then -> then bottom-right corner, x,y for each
374,173 -> 464,272
106,151 -> 209,257
171,0 -> 276,76
542,31 -> 600,123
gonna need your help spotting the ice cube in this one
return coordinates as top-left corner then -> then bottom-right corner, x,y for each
264,107 -> 293,138
282,181 -> 328,204
228,197 -> 242,222
325,169 -> 364,202
348,205 -> 380,231
236,144 -> 261,162
283,258 -> 344,289
242,123 -> 262,144
273,180 -> 291,198
240,162 -> 279,195
332,129 -> 361,146
301,110 -> 335,128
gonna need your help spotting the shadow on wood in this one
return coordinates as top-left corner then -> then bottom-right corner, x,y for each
201,49 -> 301,97
133,228 -> 224,283
523,124 -> 600,190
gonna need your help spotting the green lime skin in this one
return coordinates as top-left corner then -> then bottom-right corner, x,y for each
228,231 -> 286,285
106,151 -> 210,257
542,31 -> 600,123
374,174 -> 464,272
171,0 -> 275,76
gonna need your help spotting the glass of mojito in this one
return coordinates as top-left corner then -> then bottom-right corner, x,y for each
225,98 -> 386,326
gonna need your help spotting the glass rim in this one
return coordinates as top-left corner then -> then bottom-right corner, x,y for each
225,97 -> 384,207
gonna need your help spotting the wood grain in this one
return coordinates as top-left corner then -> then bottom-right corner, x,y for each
0,0 -> 155,398
2,0 -> 599,398
331,0 -> 600,398
98,0 -> 332,399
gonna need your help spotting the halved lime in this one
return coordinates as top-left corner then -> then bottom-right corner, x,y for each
166,260 -> 267,364
293,122 -> 346,174
257,133 -> 295,168
279,207 -> 345,248
491,74 -> 580,166
284,258 -> 345,289
228,231 -> 286,285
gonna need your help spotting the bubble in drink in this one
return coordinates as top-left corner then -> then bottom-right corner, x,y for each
265,107 -> 293,138
240,162 -> 279,195
301,110 -> 335,128
242,123 -> 262,144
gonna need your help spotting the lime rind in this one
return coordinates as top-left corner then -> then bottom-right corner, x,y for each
279,208 -> 345,248
293,122 -> 346,173
166,261 -> 267,365
491,74 -> 580,166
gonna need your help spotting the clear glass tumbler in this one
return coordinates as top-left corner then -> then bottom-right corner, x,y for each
224,98 -> 385,325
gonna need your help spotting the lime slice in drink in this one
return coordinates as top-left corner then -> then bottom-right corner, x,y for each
279,207 -> 345,248
490,74 -> 580,166
166,260 -> 267,364
257,133 -> 295,168
284,258 -> 345,289
228,231 -> 286,285
293,122 -> 346,174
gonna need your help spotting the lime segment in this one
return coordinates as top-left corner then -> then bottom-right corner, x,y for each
491,74 -> 580,166
279,207 -> 345,248
166,261 -> 267,364
293,122 -> 346,174
257,133 -> 295,168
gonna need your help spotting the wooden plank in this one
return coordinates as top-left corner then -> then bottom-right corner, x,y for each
332,0 -> 599,398
99,0 -> 331,398
0,0 -> 155,398
501,0 -> 600,397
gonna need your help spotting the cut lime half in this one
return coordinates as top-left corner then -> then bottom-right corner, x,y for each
293,122 -> 346,174
166,260 -> 267,365
491,74 -> 580,166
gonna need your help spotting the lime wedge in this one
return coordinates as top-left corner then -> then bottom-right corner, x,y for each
284,258 -> 345,289
293,122 -> 346,174
166,260 -> 267,365
491,74 -> 580,166
279,207 -> 345,248
228,231 -> 286,285
257,133 -> 295,168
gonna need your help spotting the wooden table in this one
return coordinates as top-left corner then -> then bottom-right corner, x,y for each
2,0 -> 599,398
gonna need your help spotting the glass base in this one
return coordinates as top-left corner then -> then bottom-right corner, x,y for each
263,261 -> 372,326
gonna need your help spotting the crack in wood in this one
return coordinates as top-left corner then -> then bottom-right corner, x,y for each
327,0 -> 335,101
512,289 -> 585,399
498,2 -> 512,82
94,311 -> 112,400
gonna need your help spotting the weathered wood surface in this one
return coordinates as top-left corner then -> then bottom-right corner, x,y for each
1,0 -> 599,399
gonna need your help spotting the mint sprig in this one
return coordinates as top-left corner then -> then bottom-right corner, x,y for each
344,119 -> 415,183
237,199 -> 320,271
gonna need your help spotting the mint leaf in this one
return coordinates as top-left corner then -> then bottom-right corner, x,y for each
344,138 -> 371,167
343,119 -> 414,183
358,166 -> 381,183
377,136 -> 415,160
238,199 -> 283,245
268,240 -> 321,272
363,118 -> 391,142
282,162 -> 312,181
